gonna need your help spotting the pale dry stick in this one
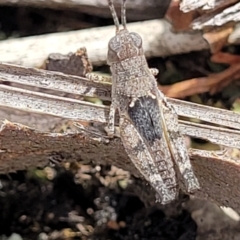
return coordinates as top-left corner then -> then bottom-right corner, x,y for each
1,62 -> 240,132
0,62 -> 111,101
0,84 -> 109,123
1,84 -> 240,151
179,121 -> 240,149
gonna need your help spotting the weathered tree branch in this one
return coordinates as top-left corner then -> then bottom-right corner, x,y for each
0,20 -> 209,67
1,62 -> 240,128
1,7 -> 240,68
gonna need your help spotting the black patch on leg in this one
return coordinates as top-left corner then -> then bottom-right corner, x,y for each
128,96 -> 162,144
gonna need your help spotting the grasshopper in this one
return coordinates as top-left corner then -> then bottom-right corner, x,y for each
103,0 -> 200,204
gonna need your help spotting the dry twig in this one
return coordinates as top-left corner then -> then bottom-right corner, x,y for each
0,20 -> 209,67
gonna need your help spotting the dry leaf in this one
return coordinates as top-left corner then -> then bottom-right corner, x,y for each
211,52 -> 240,65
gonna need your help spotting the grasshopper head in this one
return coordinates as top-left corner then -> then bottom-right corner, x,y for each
107,29 -> 143,64
107,0 -> 143,64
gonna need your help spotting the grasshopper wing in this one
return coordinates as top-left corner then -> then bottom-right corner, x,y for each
120,96 -> 179,204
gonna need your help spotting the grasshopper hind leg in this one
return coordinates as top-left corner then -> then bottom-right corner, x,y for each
156,90 -> 200,193
105,103 -> 116,138
168,134 -> 200,193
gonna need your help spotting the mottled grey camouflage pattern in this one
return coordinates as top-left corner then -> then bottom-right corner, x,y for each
105,0 -> 200,204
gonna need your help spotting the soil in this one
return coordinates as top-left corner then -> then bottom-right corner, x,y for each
0,165 -> 197,240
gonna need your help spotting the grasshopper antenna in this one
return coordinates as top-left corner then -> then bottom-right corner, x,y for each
108,0 -> 120,32
121,0 -> 127,29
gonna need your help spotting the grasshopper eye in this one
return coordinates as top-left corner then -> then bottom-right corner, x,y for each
109,36 -> 121,52
130,32 -> 142,48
